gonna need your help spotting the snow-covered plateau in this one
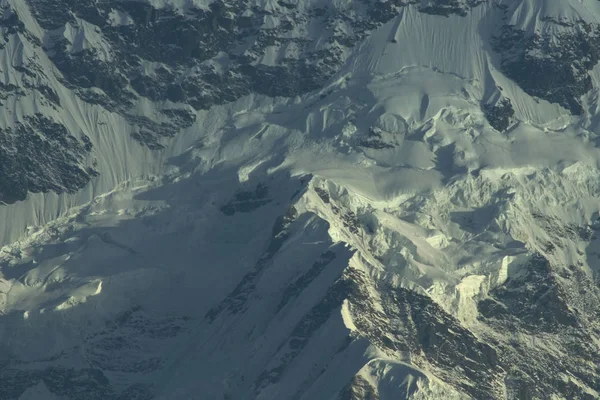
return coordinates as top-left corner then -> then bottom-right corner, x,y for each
1,0 -> 600,399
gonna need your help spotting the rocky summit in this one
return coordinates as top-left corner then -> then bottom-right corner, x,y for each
2,0 -> 600,399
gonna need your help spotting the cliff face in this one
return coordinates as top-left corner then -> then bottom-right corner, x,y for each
2,1 -> 600,399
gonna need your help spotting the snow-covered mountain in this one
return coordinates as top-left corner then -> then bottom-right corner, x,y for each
2,0 -> 600,398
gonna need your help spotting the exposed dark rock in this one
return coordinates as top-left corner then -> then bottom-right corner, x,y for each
17,0 -> 483,149
338,375 -> 380,400
327,267 -> 504,398
379,286 -> 502,398
418,0 -> 484,17
493,23 -> 600,115
0,367 -> 114,400
341,210 -> 361,234
220,183 -> 272,216
272,205 -> 298,238
0,4 -> 40,48
479,254 -> 579,332
128,113 -> 196,150
483,97 -> 515,132
0,114 -> 97,204
315,187 -> 331,204
473,251 -> 600,399
357,128 -> 396,149
206,204 -> 298,322
277,251 -> 337,311
254,272 -> 356,391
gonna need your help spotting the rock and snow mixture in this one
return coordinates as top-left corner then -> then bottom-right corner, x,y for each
2,0 -> 600,399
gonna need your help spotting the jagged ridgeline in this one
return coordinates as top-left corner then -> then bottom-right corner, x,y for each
0,0 -> 598,201
4,1 -> 600,399
492,18 -> 600,116
21,0 -> 482,113
20,0 -> 600,118
0,0 -> 487,202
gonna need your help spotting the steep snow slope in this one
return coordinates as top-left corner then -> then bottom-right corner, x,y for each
3,0 -> 600,399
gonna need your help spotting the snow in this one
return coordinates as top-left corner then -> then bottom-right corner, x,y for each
57,19 -> 114,61
142,0 -> 215,12
107,9 -> 135,27
3,0 -> 600,398
507,0 -> 600,31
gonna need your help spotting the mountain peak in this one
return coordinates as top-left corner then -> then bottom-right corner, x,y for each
2,1 -> 600,399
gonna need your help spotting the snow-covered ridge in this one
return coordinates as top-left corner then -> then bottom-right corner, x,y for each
0,0 -> 599,240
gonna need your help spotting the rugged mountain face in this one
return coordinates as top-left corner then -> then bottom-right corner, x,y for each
3,0 -> 600,399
